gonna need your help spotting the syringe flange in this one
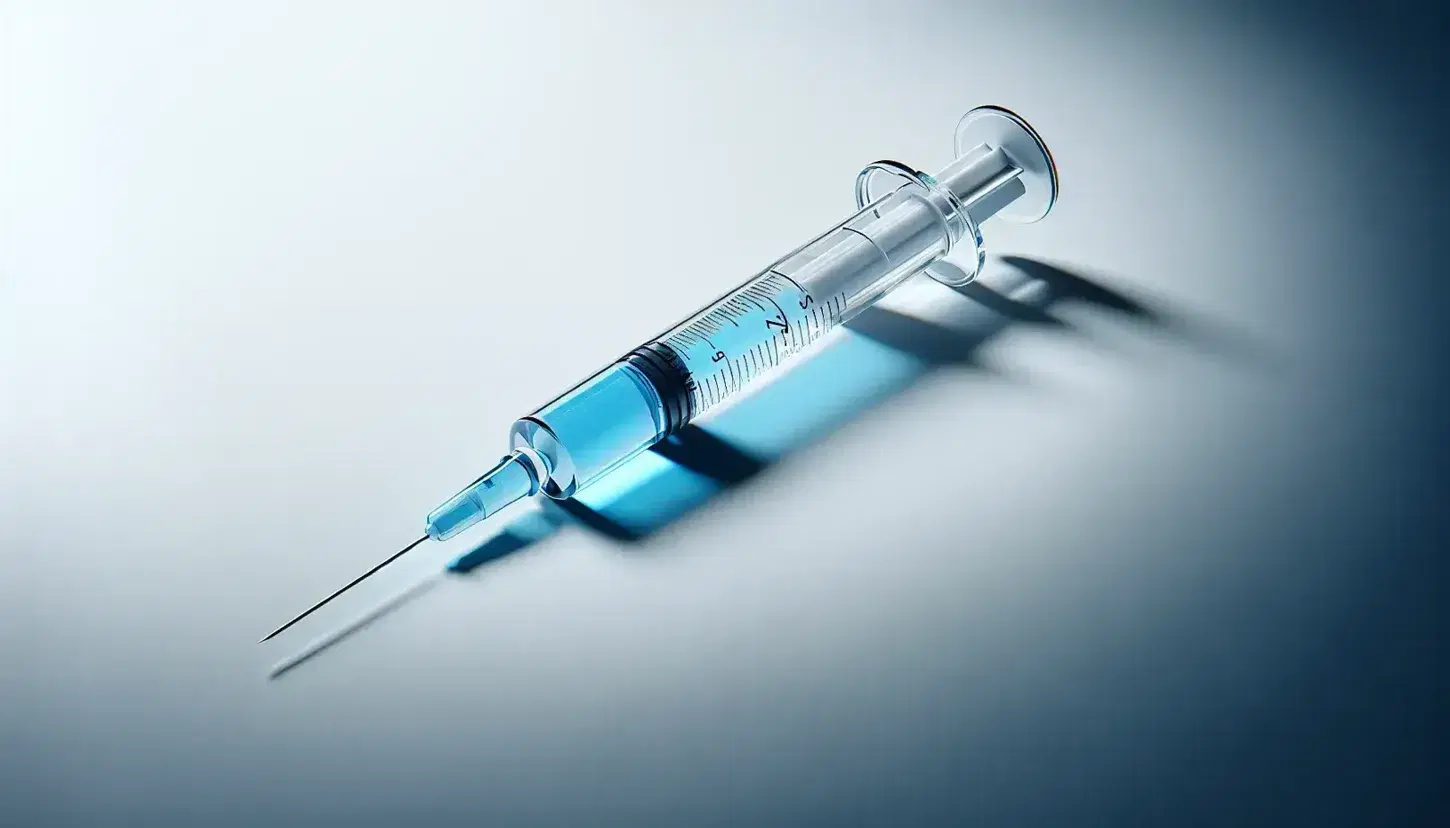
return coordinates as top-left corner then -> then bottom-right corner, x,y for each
852,105 -> 1058,287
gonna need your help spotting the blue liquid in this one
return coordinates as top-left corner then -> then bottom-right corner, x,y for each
425,362 -> 670,540
512,362 -> 667,498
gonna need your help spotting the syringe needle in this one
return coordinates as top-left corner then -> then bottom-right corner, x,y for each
260,452 -> 541,644
258,534 -> 430,643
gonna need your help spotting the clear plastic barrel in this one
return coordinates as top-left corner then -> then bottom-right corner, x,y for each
500,174 -> 975,505
656,177 -> 973,416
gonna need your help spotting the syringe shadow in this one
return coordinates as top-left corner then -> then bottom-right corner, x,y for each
270,256 -> 1263,676
452,254 -> 1261,570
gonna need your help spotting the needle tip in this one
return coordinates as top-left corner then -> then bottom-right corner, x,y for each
258,534 -> 430,645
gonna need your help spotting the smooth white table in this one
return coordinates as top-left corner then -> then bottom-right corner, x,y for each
3,2 -> 1443,824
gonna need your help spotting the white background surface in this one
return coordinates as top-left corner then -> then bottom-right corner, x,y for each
3,2 -> 1444,825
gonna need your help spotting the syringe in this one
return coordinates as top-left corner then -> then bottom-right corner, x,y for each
261,105 -> 1058,642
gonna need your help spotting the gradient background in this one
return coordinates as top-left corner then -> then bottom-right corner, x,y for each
2,1 -> 1446,825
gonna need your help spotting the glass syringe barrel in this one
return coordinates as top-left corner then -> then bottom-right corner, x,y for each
426,109 -> 1052,540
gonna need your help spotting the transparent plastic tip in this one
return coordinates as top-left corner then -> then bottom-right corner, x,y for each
426,451 -> 540,540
